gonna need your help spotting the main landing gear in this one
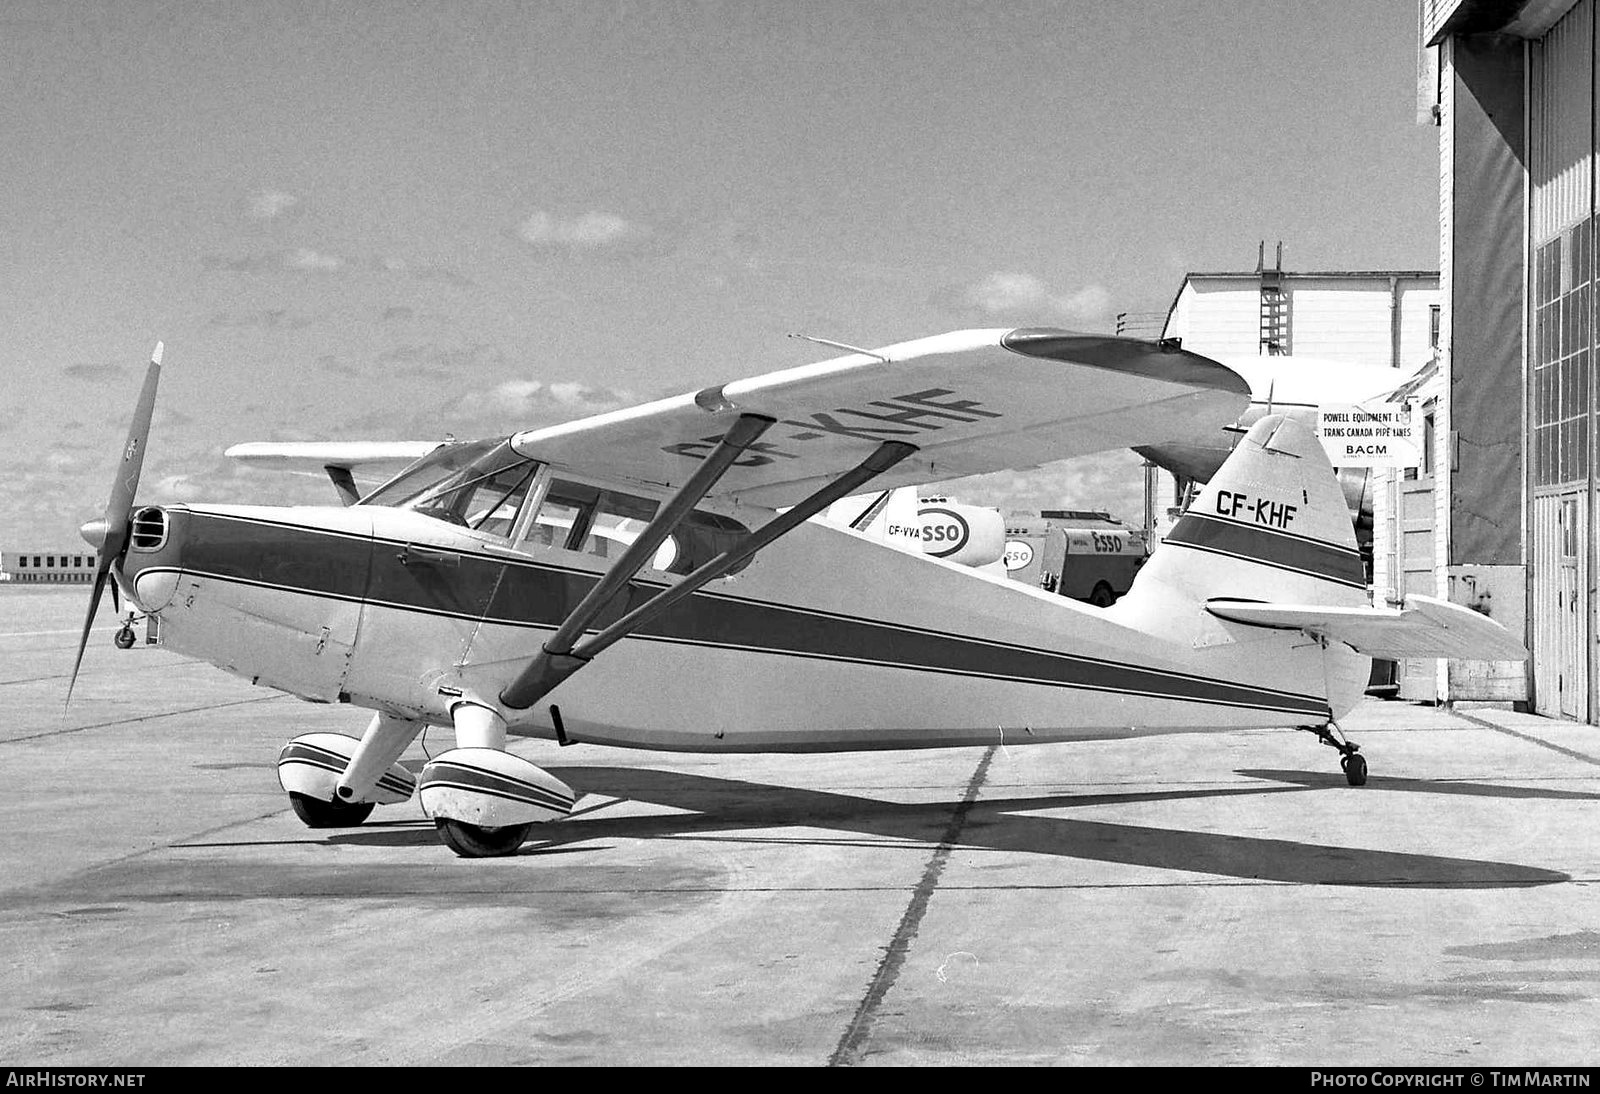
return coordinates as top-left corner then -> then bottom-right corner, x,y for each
275,704 -> 576,858
289,792 -> 375,828
1300,721 -> 1367,786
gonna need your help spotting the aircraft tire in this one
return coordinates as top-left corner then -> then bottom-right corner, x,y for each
289,791 -> 376,828
1341,753 -> 1368,787
114,627 -> 136,650
1089,583 -> 1117,608
435,818 -> 533,858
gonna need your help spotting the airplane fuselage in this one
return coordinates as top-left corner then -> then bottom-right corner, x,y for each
119,499 -> 1363,753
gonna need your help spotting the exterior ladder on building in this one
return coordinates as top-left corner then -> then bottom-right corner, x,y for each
1258,240 -> 1288,355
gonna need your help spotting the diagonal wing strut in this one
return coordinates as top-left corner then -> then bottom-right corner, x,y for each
499,417 -> 917,710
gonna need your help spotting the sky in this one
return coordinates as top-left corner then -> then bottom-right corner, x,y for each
1,0 -> 1441,550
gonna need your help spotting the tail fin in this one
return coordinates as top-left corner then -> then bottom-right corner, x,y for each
1121,414 -> 1368,615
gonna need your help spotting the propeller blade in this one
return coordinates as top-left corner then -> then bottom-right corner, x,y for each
101,343 -> 163,561
68,342 -> 163,709
66,562 -> 114,707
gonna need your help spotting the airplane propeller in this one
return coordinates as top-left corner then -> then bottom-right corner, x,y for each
68,342 -> 163,705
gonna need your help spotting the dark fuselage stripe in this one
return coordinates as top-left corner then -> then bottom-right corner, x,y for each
1164,513 -> 1366,589
419,765 -> 574,812
162,510 -> 1332,717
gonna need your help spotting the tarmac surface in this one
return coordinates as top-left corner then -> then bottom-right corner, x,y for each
3,585 -> 1599,1067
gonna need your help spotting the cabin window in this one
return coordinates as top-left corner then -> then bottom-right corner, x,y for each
362,438 -> 540,537
526,478 -> 752,574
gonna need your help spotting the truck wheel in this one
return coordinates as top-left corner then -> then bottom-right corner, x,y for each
1089,582 -> 1117,608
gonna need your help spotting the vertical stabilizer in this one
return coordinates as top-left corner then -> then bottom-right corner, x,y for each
1122,414 -> 1368,614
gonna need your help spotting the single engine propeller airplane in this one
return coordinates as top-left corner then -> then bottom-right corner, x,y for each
72,330 -> 1526,857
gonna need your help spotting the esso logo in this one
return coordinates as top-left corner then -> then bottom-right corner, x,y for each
1003,540 -> 1034,570
918,507 -> 970,558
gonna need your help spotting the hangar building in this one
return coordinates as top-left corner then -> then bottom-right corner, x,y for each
0,551 -> 96,585
1422,0 -> 1599,720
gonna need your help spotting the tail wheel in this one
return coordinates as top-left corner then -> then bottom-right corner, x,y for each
435,818 -> 533,858
1340,753 -> 1368,787
289,791 -> 376,828
113,627 -> 136,650
1088,582 -> 1117,608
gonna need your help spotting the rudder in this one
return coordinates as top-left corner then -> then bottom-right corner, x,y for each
1122,415 -> 1369,614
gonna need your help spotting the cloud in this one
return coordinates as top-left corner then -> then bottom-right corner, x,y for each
432,377 -> 635,437
317,354 -> 361,377
513,210 -> 669,258
932,272 -> 1115,328
207,308 -> 319,329
202,248 -> 349,274
248,190 -> 299,220
377,342 -> 506,379
409,265 -> 478,288
63,362 -> 127,382
284,247 -> 344,271
932,450 -> 1148,527
371,255 -> 478,288
451,378 -> 633,420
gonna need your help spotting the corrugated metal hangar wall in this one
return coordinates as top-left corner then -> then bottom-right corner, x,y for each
1427,0 -> 1600,720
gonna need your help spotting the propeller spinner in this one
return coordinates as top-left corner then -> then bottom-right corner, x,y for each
67,342 -> 163,705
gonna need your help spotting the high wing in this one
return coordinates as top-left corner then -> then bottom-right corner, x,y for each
1206,595 -> 1530,662
508,328 -> 1250,508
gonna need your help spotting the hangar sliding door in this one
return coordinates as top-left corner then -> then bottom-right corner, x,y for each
1528,5 -> 1597,720
1533,494 -> 1588,720
1397,407 -> 1438,702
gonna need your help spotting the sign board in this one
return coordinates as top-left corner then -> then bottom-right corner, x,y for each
1316,404 -> 1420,468
1003,539 -> 1034,571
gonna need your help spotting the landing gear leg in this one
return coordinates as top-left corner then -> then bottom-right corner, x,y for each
1300,722 -> 1366,786
424,701 -> 532,858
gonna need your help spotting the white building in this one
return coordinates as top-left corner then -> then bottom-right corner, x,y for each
1162,262 -> 1440,369
1,550 -> 96,585
1155,264 -> 1442,701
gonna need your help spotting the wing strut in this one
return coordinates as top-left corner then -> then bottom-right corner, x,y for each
500,413 -> 776,708
500,431 -> 918,710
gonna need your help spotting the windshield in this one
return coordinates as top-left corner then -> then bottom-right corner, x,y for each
362,438 -> 540,535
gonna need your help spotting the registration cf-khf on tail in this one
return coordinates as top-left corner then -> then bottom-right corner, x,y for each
72,330 -> 1526,857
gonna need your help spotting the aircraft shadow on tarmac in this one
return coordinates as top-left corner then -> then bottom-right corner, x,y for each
1238,768 -> 1600,801
331,765 -> 1569,889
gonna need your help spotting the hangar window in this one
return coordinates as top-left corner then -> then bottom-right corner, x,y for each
525,477 -> 751,575
16,557 -> 24,569
1533,225 -> 1593,488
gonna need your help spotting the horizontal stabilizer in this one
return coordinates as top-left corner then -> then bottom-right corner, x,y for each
1206,595 -> 1529,662
226,441 -> 441,474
